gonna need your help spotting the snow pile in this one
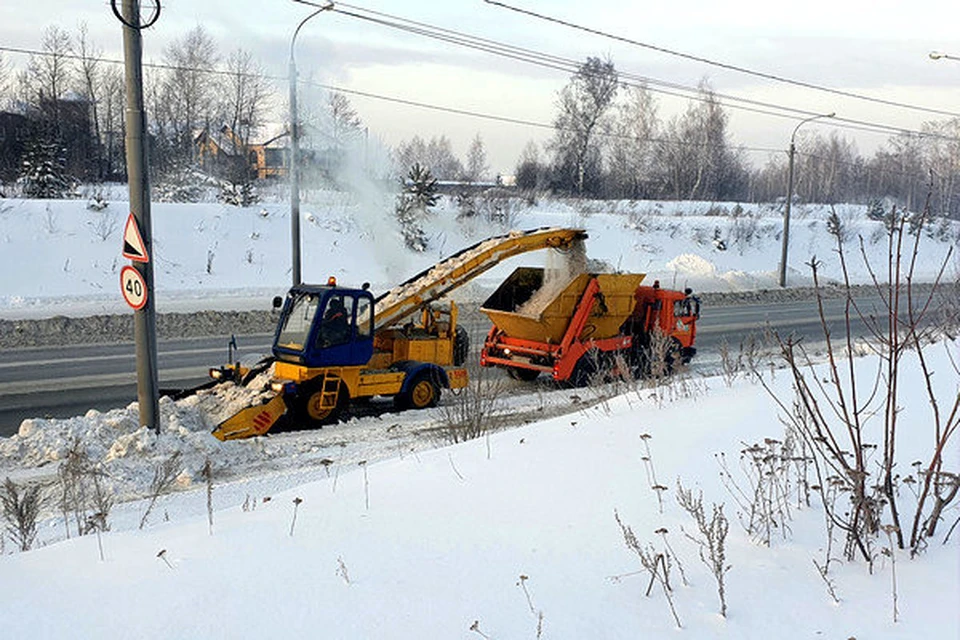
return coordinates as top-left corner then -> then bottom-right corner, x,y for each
0,372 -> 274,497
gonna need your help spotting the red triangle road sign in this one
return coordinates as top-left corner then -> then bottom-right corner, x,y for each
122,213 -> 149,263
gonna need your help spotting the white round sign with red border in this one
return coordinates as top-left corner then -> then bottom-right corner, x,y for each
120,266 -> 148,310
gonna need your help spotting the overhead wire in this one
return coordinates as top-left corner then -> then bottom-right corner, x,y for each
326,3 -> 960,142
297,78 -> 785,155
2,2 -> 958,147
482,0 -> 960,120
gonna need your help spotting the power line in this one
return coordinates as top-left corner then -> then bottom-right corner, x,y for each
2,22 -> 957,147
298,78 -> 784,154
483,0 -> 960,120
326,4 -> 960,143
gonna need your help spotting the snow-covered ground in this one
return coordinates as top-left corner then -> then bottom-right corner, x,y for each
0,190 -> 957,638
1,346 -> 957,638
2,190 -> 955,319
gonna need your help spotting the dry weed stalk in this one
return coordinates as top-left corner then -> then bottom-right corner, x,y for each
140,451 -> 182,530
202,458 -> 214,535
677,481 -> 730,617
1,477 -> 43,552
613,510 -> 682,628
441,366 -> 506,444
290,497 -> 303,537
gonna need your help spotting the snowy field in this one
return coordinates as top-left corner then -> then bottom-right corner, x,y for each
1,190 -> 956,319
0,346 -> 957,639
0,191 -> 957,638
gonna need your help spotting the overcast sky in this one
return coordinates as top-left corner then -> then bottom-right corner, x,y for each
2,0 -> 959,173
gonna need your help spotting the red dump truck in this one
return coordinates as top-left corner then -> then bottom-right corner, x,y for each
479,267 -> 698,386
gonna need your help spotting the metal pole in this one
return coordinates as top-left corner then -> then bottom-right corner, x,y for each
121,0 -> 160,432
778,112 -> 835,288
778,142 -> 796,287
289,56 -> 302,286
288,2 -> 332,286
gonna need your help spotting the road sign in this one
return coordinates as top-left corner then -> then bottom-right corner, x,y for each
120,266 -> 148,310
122,213 -> 149,263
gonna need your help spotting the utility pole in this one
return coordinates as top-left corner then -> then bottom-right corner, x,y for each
116,0 -> 160,433
778,112 -> 835,288
289,0 -> 334,286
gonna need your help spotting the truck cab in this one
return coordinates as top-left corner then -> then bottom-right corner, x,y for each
273,283 -> 375,368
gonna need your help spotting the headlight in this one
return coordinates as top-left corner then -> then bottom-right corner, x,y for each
271,381 -> 287,393
209,368 -> 223,380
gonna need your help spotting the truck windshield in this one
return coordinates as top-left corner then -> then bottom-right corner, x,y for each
276,293 -> 320,350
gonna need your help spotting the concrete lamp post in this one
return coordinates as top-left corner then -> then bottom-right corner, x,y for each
289,0 -> 334,286
778,112 -> 835,288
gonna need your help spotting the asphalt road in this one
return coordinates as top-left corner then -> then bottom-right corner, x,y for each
0,295 -> 903,437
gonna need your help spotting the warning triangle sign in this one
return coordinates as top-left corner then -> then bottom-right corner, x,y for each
122,213 -> 149,263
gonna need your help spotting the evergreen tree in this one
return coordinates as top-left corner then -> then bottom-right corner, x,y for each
395,163 -> 437,252
19,135 -> 71,199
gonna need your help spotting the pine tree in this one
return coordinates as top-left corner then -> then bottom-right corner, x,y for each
394,163 -> 437,252
19,136 -> 71,199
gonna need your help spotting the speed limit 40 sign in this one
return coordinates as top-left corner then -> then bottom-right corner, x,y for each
120,265 -> 148,310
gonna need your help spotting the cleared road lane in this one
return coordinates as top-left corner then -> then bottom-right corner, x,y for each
0,295 -> 912,437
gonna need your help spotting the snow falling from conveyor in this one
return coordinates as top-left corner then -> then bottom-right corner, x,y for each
515,238 -> 588,317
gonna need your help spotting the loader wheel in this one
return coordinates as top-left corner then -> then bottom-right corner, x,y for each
453,326 -> 470,366
396,373 -> 440,410
507,367 -> 540,382
294,380 -> 348,428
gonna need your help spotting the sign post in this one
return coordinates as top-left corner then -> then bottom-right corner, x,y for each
117,0 -> 160,434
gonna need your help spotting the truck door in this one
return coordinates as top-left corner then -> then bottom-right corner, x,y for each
308,292 -> 374,367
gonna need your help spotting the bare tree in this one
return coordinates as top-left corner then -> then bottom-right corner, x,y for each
657,81 -> 745,201
99,65 -> 125,179
515,140 -> 544,191
0,52 -> 10,107
465,133 -> 488,182
327,91 -> 362,154
549,56 -> 619,195
28,26 -> 73,105
157,26 -> 220,164
74,22 -> 103,178
222,48 -> 271,151
395,135 -> 463,180
607,83 -> 659,199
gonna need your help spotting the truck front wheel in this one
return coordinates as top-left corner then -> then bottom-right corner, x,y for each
294,380 -> 348,428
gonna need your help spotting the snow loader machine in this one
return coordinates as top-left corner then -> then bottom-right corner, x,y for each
206,227 -> 588,440
479,268 -> 699,385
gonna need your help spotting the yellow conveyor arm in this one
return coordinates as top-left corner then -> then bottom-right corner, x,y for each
373,227 -> 586,331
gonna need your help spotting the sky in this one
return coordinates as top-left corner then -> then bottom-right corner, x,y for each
2,0 -> 960,172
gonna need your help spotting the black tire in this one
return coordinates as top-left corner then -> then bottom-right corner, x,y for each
665,339 -> 683,373
395,372 -> 440,410
507,367 -> 540,382
294,379 -> 348,428
566,351 -> 599,388
453,326 -> 470,366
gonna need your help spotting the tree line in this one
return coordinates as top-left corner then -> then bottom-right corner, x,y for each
508,56 -> 960,218
1,27 -> 958,218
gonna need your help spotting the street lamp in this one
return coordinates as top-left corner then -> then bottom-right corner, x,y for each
778,112 -> 835,287
289,0 -> 334,286
929,51 -> 960,62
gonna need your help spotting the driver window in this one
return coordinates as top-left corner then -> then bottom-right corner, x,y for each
356,297 -> 373,338
318,294 -> 355,348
